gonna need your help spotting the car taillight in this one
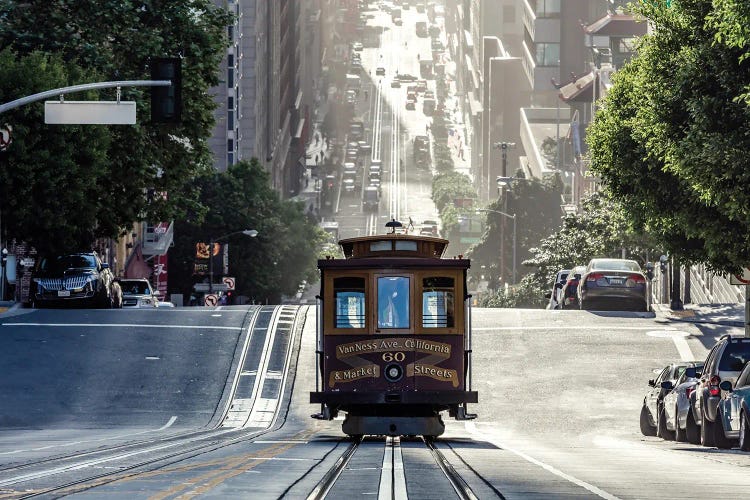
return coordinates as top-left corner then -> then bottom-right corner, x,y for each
629,274 -> 646,284
587,273 -> 604,282
685,386 -> 694,399
709,375 -> 721,396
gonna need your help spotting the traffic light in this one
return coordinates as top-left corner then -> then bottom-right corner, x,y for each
150,57 -> 182,123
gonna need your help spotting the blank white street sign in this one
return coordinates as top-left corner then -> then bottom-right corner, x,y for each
45,101 -> 136,125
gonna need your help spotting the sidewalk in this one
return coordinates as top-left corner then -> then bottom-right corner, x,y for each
653,303 -> 746,328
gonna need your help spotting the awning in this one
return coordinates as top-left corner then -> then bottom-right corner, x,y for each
585,13 -> 647,37
559,72 -> 595,102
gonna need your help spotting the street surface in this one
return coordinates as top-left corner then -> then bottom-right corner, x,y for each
2,306 -> 750,498
333,5 -> 439,240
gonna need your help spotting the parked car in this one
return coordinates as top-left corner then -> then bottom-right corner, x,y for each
640,362 -> 693,438
717,361 -> 750,450
391,79 -> 401,88
545,269 -> 571,310
376,66 -> 386,75
692,334 -> 750,448
661,362 -> 704,443
558,265 -> 586,310
405,99 -> 416,110
352,41 -> 363,51
363,185 -> 380,212
156,300 -> 176,308
342,178 -> 356,193
117,278 -> 159,308
31,253 -> 121,309
577,258 -> 648,311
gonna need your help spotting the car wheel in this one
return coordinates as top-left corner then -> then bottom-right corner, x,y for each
685,408 -> 700,444
658,405 -> 675,441
700,407 -> 716,447
675,404 -> 687,442
713,407 -> 735,449
640,403 -> 657,436
740,410 -> 750,452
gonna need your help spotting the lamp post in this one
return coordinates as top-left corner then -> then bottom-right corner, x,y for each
477,208 -> 517,284
208,229 -> 258,293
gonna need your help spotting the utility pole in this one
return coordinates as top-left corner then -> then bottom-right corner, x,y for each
670,257 -> 684,311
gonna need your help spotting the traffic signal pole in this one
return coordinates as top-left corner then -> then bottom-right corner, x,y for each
0,80 -> 172,115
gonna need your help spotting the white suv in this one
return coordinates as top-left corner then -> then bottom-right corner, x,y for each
118,278 -> 159,308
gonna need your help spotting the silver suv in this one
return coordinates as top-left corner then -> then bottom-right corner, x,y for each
691,334 -> 750,448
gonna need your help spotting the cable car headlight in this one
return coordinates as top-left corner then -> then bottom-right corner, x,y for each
384,363 -> 403,383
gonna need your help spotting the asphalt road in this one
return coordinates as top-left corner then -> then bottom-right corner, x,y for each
3,305 -> 750,497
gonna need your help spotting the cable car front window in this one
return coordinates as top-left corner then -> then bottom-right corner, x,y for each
422,277 -> 454,328
334,277 -> 366,328
377,276 -> 410,329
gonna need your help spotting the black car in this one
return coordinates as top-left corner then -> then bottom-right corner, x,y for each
31,253 -> 121,308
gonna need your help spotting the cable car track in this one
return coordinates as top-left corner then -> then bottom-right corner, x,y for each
305,436 -> 486,499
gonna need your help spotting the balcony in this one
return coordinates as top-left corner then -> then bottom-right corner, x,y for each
522,0 -> 560,43
521,41 -> 560,92
142,222 -> 174,256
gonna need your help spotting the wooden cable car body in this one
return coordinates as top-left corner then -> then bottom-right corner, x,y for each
311,231 -> 477,437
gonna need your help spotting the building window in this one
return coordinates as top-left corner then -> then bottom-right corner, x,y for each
503,5 -> 515,23
227,25 -> 234,42
618,37 -> 637,53
228,54 -> 234,68
535,42 -> 560,67
535,0 -> 561,17
227,67 -> 234,88
227,139 -> 234,152
228,96 -> 234,110
227,111 -> 234,130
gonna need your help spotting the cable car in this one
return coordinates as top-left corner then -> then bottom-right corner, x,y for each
311,220 -> 477,437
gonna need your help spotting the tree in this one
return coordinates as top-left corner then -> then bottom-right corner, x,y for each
169,159 -> 323,303
0,50 -> 113,253
587,0 -> 750,272
468,175 -> 564,286
0,1 -> 232,252
480,193 -> 659,308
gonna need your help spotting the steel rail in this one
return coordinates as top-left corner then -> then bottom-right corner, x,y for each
306,437 -> 363,500
424,438 -> 479,500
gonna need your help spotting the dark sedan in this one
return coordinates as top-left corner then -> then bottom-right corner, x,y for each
578,258 -> 648,311
31,253 -> 121,308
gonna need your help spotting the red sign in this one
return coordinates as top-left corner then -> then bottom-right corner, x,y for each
155,253 -> 168,297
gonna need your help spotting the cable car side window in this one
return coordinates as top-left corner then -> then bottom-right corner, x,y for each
377,276 -> 410,329
422,277 -> 454,328
334,277 -> 366,328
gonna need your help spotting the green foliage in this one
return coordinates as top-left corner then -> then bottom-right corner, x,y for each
433,142 -> 454,173
587,0 -> 750,272
169,159 -> 322,303
0,1 -> 232,252
432,171 -> 475,212
479,275 -> 547,308
468,175 -> 564,286
540,137 -> 558,168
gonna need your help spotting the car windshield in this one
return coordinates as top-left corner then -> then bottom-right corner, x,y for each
43,255 -> 97,272
121,281 -> 151,295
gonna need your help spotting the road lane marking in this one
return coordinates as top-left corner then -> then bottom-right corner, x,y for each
0,323 -> 242,330
473,326 -> 666,331
646,329 -> 695,361
0,416 -> 180,456
465,422 -> 621,500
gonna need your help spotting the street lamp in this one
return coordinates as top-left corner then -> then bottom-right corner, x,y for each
208,229 -> 258,293
477,208 -> 517,284
492,142 -> 516,200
